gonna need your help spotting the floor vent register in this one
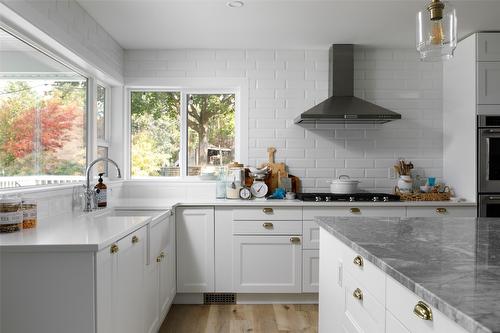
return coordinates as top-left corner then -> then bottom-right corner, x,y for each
203,293 -> 237,305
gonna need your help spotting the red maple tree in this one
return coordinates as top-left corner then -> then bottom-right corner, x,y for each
3,100 -> 78,158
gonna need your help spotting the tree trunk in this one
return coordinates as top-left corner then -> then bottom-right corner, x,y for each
198,124 -> 209,166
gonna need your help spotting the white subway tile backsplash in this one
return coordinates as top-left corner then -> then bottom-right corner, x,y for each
123,46 -> 443,192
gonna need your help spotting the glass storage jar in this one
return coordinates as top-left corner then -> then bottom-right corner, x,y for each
0,197 -> 23,233
22,199 -> 37,229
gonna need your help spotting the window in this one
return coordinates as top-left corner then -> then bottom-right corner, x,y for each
130,90 -> 236,178
96,84 -> 106,141
96,83 -> 110,175
0,28 -> 87,189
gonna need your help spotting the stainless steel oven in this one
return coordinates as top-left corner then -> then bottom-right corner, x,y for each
479,195 -> 500,217
478,115 -> 500,193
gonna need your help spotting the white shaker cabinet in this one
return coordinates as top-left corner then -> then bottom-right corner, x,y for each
478,62 -> 500,105
176,207 -> 215,292
302,249 -> 319,292
97,226 -> 147,333
160,212 -> 176,317
233,235 -> 302,293
478,33 -> 500,61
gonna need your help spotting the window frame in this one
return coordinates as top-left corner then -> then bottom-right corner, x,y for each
126,78 -> 248,180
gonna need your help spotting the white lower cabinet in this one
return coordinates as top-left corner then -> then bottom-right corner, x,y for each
176,207 -> 215,292
386,311 -> 410,333
97,226 -> 147,333
233,235 -> 302,293
302,249 -> 319,292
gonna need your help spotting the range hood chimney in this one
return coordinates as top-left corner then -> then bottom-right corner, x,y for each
294,44 -> 401,125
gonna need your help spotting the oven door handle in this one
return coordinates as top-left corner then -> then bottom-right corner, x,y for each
487,196 -> 500,201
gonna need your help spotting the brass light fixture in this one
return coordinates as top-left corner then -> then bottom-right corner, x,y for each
416,0 -> 457,61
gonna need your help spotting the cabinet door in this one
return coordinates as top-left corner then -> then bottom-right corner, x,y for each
113,227 -> 147,333
168,213 -> 177,302
144,258 -> 160,333
176,207 -> 215,292
96,248 -> 113,333
478,62 -> 500,104
478,33 -> 500,61
233,235 -> 302,293
302,249 -> 319,293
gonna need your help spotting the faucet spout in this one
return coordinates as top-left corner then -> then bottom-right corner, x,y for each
84,157 -> 122,212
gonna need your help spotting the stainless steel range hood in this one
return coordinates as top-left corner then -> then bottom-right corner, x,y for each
294,44 -> 401,125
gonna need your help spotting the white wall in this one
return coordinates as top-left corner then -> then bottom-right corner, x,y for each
125,47 -> 443,193
1,0 -> 124,82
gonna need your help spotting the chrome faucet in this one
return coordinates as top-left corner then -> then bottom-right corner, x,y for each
83,158 -> 122,212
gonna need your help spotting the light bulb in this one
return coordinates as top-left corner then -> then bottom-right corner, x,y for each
430,21 -> 444,45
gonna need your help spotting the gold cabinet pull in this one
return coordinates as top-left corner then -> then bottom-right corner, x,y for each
353,255 -> 364,267
350,207 -> 361,213
353,288 -> 363,300
156,256 -> 162,263
262,222 -> 274,229
436,207 -> 447,214
290,237 -> 301,244
110,244 -> 119,254
132,235 -> 139,244
414,301 -> 433,321
262,207 -> 274,214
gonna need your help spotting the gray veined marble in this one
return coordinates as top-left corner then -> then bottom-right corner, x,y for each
316,216 -> 500,333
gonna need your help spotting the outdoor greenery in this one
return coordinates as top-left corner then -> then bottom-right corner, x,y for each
131,91 -> 235,177
0,80 -> 86,176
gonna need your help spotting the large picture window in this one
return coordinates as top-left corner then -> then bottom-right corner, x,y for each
0,28 -> 87,188
130,90 -> 236,178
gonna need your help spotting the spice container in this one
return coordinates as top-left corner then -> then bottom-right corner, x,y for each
0,197 -> 23,233
22,199 -> 37,229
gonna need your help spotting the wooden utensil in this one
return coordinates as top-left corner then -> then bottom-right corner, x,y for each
265,147 -> 288,194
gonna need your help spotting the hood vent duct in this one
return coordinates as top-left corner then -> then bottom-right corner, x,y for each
294,44 -> 401,125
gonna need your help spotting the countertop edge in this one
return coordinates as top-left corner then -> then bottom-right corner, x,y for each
315,218 -> 493,333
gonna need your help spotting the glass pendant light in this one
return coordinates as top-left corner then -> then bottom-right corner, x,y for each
416,0 -> 457,61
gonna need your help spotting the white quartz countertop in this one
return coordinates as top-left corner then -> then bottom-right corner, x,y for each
0,198 -> 475,252
114,198 -> 476,210
0,210 -> 162,252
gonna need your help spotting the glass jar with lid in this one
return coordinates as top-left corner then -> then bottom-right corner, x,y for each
0,197 -> 23,233
22,199 -> 37,229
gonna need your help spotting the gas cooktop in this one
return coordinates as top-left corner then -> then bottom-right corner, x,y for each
296,193 -> 400,202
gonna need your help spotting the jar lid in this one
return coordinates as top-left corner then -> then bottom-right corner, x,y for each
228,162 -> 244,168
0,197 -> 22,204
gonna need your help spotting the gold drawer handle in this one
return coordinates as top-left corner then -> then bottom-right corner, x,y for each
156,256 -> 162,263
436,208 -> 447,214
132,235 -> 139,244
263,222 -> 274,229
350,207 -> 361,213
290,237 -> 301,244
353,288 -> 363,301
110,244 -> 119,254
414,301 -> 433,321
353,255 -> 364,267
263,207 -> 274,214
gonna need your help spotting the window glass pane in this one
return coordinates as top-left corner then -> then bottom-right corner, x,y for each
96,84 -> 105,140
130,91 -> 180,177
187,93 -> 235,176
0,28 -> 87,189
96,146 -> 108,175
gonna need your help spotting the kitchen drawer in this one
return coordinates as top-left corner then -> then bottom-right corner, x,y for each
386,310 -> 410,333
303,220 -> 320,249
342,243 -> 386,304
232,220 -> 302,235
232,206 -> 302,221
406,206 -> 476,218
341,271 -> 385,333
303,206 -> 405,220
386,276 -> 468,333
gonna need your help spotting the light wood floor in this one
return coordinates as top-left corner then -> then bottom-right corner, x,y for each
159,304 -> 318,333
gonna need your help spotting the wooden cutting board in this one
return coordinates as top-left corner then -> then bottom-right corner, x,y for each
265,147 -> 288,194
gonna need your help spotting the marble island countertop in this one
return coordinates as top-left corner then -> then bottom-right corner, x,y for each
316,216 -> 500,333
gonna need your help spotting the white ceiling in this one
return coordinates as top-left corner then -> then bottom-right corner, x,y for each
77,0 -> 500,49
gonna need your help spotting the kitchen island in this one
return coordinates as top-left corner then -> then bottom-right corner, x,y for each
316,216 -> 500,333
